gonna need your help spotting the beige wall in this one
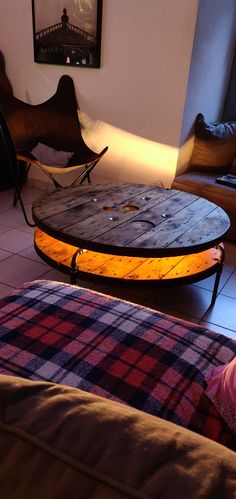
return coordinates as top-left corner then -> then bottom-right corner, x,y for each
0,0 -> 199,187
1,0 -> 235,188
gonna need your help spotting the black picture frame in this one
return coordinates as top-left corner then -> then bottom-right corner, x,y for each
31,1 -> 103,68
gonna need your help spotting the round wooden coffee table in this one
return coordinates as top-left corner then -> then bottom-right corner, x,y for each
32,183 -> 230,306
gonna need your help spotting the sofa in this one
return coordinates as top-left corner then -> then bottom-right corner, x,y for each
172,114 -> 236,241
0,279 -> 236,497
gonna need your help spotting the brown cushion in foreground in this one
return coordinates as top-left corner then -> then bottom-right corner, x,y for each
0,375 -> 236,499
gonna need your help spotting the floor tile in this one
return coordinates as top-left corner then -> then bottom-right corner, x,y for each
0,207 -> 31,228
0,229 -> 34,253
16,224 -> 35,235
19,245 -> 48,265
220,270 -> 236,299
38,268 -> 71,284
39,272 -> 156,303
0,255 -> 48,288
143,302 -> 200,325
192,269 -> 231,293
0,224 -> 12,235
0,282 -> 15,298
143,284 -> 214,320
21,186 -> 48,203
73,277 -> 103,291
0,195 -> 14,213
200,320 -> 236,341
0,248 -> 13,261
90,281 -> 156,305
203,294 -> 236,332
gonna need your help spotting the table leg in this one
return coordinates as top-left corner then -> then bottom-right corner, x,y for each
70,248 -> 83,284
209,245 -> 225,307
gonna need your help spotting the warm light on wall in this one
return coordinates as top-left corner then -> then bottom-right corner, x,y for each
80,113 -> 179,187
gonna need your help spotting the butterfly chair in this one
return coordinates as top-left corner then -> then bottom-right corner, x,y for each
0,73 -> 108,224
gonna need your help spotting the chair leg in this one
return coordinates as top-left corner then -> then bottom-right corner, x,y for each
72,146 -> 108,186
80,165 -> 91,184
209,264 -> 222,307
34,160 -> 62,188
13,161 -> 31,207
17,193 -> 35,227
70,248 -> 83,284
11,160 -> 35,227
12,158 -> 21,206
72,160 -> 99,186
208,244 -> 225,308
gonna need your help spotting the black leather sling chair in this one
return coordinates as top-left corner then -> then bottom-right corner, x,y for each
0,53 -> 108,225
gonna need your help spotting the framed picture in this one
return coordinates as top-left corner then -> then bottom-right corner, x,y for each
31,0 -> 103,68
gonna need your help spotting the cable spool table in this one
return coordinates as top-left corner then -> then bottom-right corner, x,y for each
32,183 -> 231,307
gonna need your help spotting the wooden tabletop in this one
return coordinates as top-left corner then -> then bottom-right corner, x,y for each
32,183 -> 230,257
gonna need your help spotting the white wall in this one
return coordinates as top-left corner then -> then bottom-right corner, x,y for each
2,1 -> 235,187
177,0 -> 236,174
0,0 -> 199,188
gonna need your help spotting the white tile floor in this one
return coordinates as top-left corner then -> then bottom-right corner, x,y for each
0,185 -> 236,341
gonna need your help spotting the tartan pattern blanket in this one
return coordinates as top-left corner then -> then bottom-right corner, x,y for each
0,280 -> 235,449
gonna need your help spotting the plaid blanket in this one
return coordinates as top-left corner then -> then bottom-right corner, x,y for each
0,280 -> 235,449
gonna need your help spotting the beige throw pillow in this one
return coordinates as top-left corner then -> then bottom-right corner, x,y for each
189,114 -> 236,173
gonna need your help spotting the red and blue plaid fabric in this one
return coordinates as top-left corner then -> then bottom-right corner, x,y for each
0,280 -> 235,449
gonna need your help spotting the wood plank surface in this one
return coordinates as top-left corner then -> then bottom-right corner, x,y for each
34,228 -> 223,282
127,197 -> 218,250
32,183 -> 230,257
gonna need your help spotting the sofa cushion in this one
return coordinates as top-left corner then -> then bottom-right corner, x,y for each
31,142 -> 73,166
172,172 -> 236,241
173,172 -> 236,200
0,374 -> 236,499
189,114 -> 236,173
